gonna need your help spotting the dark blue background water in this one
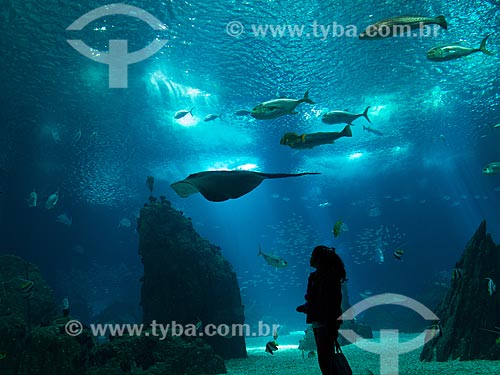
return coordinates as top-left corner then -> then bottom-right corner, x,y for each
0,0 -> 499,330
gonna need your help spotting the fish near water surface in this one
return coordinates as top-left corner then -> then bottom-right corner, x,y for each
363,125 -> 384,136
280,125 -> 352,149
251,89 -> 315,120
427,34 -> 494,62
174,107 -> 194,119
322,106 -> 371,125
359,15 -> 448,40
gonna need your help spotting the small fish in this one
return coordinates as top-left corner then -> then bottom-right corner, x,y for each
73,129 -> 82,143
19,278 -> 34,294
427,34 -> 494,62
0,352 -> 7,360
118,218 -> 131,229
307,351 -> 316,358
318,202 -> 331,207
451,268 -> 462,280
258,245 -> 288,268
56,213 -> 72,226
195,317 -> 202,331
204,114 -> 222,122
27,190 -> 37,207
45,191 -> 59,210
146,176 -> 154,195
485,278 -> 496,296
273,326 -> 279,341
63,297 -> 70,317
425,323 -> 443,341
359,15 -> 448,40
322,107 -> 371,125
363,125 -> 384,136
51,129 -> 61,144
235,109 -> 251,116
492,124 -> 500,130
482,162 -> 500,175
332,220 -> 343,238
265,340 -> 279,355
174,107 -> 194,119
393,248 -> 404,260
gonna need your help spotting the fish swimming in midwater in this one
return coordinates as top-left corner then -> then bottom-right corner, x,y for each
56,213 -> 72,226
427,34 -> 494,62
322,107 -> 371,125
485,278 -> 496,296
359,15 -> 448,40
333,220 -> 344,238
265,340 -> 279,355
251,89 -> 315,120
73,129 -> 82,144
235,109 -> 252,116
425,323 -> 443,342
51,129 -> 61,144
258,245 -> 288,268
19,278 -> 35,294
280,125 -> 352,149
45,191 -> 59,210
174,107 -> 194,119
27,190 -> 37,207
482,162 -> 500,175
393,248 -> 404,260
204,114 -> 222,122
363,125 -> 384,136
451,268 -> 463,280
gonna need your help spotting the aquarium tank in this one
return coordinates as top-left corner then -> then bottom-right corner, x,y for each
0,0 -> 499,374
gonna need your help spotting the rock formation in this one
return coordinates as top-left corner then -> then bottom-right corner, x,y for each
137,198 -> 247,359
420,221 -> 500,361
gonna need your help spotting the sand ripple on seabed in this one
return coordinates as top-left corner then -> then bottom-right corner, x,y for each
222,336 -> 500,375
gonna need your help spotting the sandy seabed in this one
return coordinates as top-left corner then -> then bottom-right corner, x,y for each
219,332 -> 500,375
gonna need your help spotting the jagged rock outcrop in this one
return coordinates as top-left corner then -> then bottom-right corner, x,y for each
137,199 -> 247,359
0,254 -> 227,375
87,334 -> 226,375
420,221 -> 500,361
0,255 -> 57,375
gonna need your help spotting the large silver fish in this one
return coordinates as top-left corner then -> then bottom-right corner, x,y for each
359,15 -> 447,40
258,245 -> 288,268
251,89 -> 314,120
322,106 -> 371,125
427,34 -> 493,62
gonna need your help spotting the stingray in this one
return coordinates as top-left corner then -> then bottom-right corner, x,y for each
170,170 -> 321,202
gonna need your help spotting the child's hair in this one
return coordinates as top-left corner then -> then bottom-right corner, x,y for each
311,245 -> 347,282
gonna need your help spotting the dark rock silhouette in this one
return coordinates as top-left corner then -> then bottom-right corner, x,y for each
138,199 -> 247,359
420,221 -> 500,361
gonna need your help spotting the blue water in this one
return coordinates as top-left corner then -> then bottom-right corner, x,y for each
0,0 -> 499,333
